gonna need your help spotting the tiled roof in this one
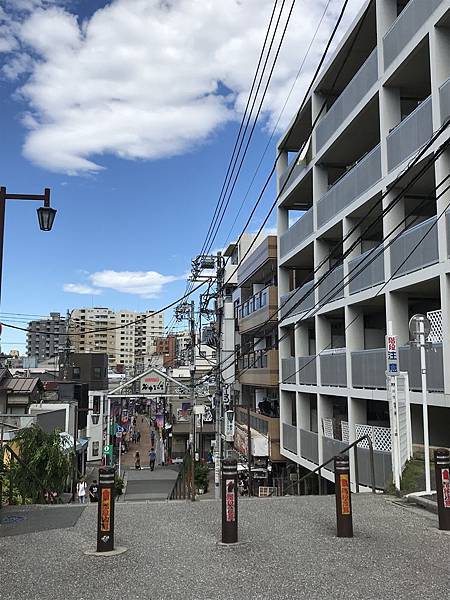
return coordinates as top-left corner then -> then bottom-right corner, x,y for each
3,377 -> 42,394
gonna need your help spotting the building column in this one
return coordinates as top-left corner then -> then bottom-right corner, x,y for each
317,394 -> 332,468
348,396 -> 368,492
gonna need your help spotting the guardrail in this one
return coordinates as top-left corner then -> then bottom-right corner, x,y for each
168,454 -> 191,500
282,435 -> 376,495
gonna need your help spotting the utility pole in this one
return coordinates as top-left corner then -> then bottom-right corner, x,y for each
214,252 -> 224,499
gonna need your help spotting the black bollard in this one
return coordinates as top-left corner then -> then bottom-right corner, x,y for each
434,448 -> 450,531
221,459 -> 238,544
334,454 -> 353,538
97,466 -> 116,552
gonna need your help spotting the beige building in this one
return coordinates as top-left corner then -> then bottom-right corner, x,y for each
68,307 -> 164,370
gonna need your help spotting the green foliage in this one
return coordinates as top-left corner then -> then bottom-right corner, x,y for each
9,424 -> 73,504
194,462 -> 209,492
384,457 -> 435,495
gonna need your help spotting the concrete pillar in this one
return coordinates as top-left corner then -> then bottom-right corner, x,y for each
317,394 -> 333,467
375,0 -> 397,70
345,304 -> 364,391
343,216 -> 362,298
297,392 -> 311,431
382,187 -> 405,280
348,396 -> 368,492
316,314 -> 331,388
435,148 -> 450,264
429,24 -> 450,132
440,274 -> 450,395
386,290 -> 409,346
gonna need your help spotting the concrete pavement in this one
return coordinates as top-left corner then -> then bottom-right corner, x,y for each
1,494 -> 450,599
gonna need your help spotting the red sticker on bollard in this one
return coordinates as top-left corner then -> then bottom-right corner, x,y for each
225,479 -> 235,522
442,468 -> 450,508
101,488 -> 111,531
340,474 -> 351,515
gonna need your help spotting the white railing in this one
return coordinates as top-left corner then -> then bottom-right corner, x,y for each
427,309 -> 442,343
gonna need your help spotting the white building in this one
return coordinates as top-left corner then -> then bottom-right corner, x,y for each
277,0 -> 450,490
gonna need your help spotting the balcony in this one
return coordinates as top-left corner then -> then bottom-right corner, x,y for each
298,356 -> 317,385
235,407 -> 283,461
390,216 -> 438,278
280,208 -> 313,259
238,286 -> 277,334
440,76 -> 450,125
316,48 -> 378,152
237,236 -> 277,286
279,160 -> 307,193
386,96 -> 432,172
238,349 -> 279,387
352,348 -> 386,389
318,264 -> 344,305
280,279 -> 315,320
320,348 -> 347,387
281,357 -> 296,384
383,0 -> 443,69
351,344 -> 444,392
282,422 -> 297,454
317,144 -> 381,227
348,246 -> 385,294
299,429 -> 319,463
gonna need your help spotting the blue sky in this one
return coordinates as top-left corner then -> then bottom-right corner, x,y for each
0,0 -> 363,352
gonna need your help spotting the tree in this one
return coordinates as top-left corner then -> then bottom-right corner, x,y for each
9,424 -> 73,504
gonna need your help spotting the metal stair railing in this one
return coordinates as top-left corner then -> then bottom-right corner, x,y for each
282,434 -> 376,496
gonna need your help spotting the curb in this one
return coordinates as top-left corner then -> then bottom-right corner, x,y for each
405,494 -> 438,514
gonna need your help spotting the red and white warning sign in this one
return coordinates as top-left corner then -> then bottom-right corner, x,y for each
442,468 -> 450,508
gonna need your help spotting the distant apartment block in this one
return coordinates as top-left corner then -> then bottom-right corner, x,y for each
27,312 -> 67,362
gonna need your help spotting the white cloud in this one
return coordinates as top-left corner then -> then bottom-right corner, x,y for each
63,283 -> 101,295
89,269 -> 185,298
3,0 -> 365,173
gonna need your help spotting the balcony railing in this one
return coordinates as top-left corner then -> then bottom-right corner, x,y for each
440,76 -> 450,126
351,343 -> 444,392
281,357 -> 296,384
298,356 -> 317,385
299,429 -> 319,464
318,264 -> 344,305
320,348 -> 347,387
280,279 -> 315,320
279,160 -> 307,193
386,96 -> 433,172
383,0 -> 443,69
316,48 -> 378,151
238,286 -> 277,333
238,349 -> 279,387
280,207 -> 313,259
348,246 -> 385,294
390,215 -> 438,278
352,348 -> 386,389
317,144 -> 381,227
282,422 -> 297,454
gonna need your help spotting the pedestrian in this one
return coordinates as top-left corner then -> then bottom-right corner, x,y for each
77,478 -> 87,504
137,431 -> 141,443
150,430 -> 155,445
132,431 -> 137,443
149,448 -> 157,471
135,451 -> 141,470
89,479 -> 99,503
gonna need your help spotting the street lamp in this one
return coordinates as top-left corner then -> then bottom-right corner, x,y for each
0,186 -> 56,299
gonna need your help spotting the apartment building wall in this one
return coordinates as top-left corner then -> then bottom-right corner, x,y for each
27,312 -> 66,361
276,0 -> 450,489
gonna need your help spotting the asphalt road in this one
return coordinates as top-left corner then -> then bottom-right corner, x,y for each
0,494 -> 449,599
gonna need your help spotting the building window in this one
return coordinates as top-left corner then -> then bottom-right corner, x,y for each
92,441 -> 99,457
93,367 -> 102,380
73,367 -> 81,379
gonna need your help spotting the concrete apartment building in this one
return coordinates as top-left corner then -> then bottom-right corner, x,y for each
68,307 -> 164,370
277,0 -> 450,490
232,235 -> 285,475
26,312 -> 66,362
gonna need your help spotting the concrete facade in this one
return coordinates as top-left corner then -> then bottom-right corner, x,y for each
276,0 -> 450,488
26,312 -> 66,362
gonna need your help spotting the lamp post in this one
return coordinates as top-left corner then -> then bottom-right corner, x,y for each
0,186 -> 56,300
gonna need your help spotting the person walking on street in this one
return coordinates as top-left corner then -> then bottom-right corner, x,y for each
135,451 -> 141,470
149,448 -> 156,471
89,480 -> 99,503
136,431 -> 141,443
150,430 -> 155,446
77,478 -> 87,504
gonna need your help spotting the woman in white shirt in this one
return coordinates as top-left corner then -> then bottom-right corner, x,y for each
77,478 -> 88,504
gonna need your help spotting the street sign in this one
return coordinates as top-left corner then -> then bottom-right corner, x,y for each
103,445 -> 113,456
385,334 -> 399,375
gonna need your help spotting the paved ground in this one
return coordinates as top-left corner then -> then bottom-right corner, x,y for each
0,504 -> 85,537
1,494 -> 449,599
